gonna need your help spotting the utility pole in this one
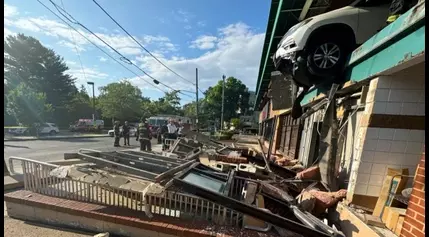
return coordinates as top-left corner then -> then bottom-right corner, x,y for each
221,75 -> 226,130
87,82 -> 96,120
196,68 -> 199,132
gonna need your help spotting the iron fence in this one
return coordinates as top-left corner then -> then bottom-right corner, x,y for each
8,156 -> 245,227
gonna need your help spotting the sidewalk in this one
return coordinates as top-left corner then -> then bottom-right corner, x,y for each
4,133 -> 110,142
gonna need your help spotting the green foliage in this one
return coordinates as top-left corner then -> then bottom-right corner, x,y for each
203,77 -> 250,122
6,83 -> 53,126
230,118 -> 240,127
66,85 -> 94,122
98,81 -> 143,121
4,34 -> 77,126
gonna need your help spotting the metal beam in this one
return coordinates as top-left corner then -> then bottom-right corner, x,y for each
154,159 -> 197,183
77,149 -> 157,180
172,178 -> 333,237
115,151 -> 183,166
121,150 -> 187,163
299,0 -> 314,21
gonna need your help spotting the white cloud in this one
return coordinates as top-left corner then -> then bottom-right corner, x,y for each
132,22 -> 265,94
173,9 -> 194,23
5,9 -> 176,56
4,28 -> 14,38
68,67 -> 109,85
184,25 -> 192,30
190,35 -> 218,50
4,4 -> 18,18
58,40 -> 86,52
99,56 -> 108,62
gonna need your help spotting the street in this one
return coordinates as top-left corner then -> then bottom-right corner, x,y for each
4,137 -> 159,167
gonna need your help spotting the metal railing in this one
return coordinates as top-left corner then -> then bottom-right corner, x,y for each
9,156 -> 244,226
163,138 -> 178,151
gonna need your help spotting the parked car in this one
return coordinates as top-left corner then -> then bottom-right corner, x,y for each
108,126 -> 137,137
38,123 -> 60,135
8,123 -> 60,136
8,127 -> 30,136
273,0 -> 392,86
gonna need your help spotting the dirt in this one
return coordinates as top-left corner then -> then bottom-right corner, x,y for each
4,216 -> 93,237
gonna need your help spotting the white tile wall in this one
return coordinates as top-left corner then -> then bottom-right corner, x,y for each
348,69 -> 425,198
354,128 -> 425,197
366,74 -> 425,116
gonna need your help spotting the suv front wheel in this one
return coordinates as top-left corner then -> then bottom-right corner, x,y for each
306,33 -> 353,78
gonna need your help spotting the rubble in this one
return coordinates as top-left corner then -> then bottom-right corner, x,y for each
14,133 -> 349,237
296,166 -> 321,180
298,189 -> 348,216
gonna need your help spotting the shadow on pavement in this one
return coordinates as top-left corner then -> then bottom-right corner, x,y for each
4,144 -> 30,149
56,138 -> 101,143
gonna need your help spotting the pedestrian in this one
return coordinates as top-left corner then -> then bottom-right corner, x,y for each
156,126 -> 162,144
163,119 -> 177,150
177,119 -> 184,137
113,121 -> 121,147
136,120 -> 151,152
161,120 -> 169,150
123,121 -> 130,146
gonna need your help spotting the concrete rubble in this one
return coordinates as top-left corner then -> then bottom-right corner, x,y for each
13,134 -> 349,237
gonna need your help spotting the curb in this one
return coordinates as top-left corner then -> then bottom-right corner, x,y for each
4,135 -> 110,142
4,174 -> 24,191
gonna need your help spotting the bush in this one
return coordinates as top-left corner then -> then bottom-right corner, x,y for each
214,131 -> 233,140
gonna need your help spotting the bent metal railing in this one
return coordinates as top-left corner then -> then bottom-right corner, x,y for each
8,156 -> 243,226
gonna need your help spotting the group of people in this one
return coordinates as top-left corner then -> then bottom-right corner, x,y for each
112,118 -> 184,152
156,119 -> 184,151
112,120 -> 152,151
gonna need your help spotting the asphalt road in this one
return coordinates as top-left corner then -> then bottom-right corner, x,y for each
4,137 -> 160,169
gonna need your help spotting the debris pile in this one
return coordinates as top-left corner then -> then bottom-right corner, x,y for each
23,133 -> 349,237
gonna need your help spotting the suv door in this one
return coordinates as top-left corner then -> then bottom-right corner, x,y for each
355,0 -> 391,44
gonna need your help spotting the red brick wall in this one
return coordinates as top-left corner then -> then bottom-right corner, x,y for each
401,150 -> 425,237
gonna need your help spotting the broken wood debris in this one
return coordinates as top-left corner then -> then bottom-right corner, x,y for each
42,134 -> 349,236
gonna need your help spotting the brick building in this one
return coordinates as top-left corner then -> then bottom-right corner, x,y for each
401,151 -> 425,237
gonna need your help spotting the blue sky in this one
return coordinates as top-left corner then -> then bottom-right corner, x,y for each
4,0 -> 270,104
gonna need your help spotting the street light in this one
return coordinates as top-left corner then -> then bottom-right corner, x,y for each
87,81 -> 96,120
221,75 -> 226,130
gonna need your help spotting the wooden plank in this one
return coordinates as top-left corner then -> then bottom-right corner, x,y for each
336,202 -> 380,237
363,214 -> 384,228
373,168 -> 409,218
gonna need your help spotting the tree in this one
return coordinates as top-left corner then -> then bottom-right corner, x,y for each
98,81 -> 143,121
4,34 -> 77,126
66,85 -> 94,122
6,83 -> 53,126
203,77 -> 250,123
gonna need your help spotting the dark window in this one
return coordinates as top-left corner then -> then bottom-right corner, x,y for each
277,114 -> 303,159
262,118 -> 274,140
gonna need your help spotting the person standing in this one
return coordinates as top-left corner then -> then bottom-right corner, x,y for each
156,126 -> 162,144
122,121 -> 130,146
113,121 -> 121,147
163,119 -> 177,150
136,120 -> 151,151
161,121 -> 169,150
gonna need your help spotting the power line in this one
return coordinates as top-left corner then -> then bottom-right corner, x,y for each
36,0 -> 168,94
91,0 -> 195,86
91,0 -> 205,95
47,0 -> 193,99
59,0 -> 88,87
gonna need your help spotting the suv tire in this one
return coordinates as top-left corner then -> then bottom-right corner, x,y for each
49,130 -> 57,136
306,33 -> 353,78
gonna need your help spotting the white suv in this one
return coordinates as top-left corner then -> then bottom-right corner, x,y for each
274,0 -> 393,87
39,123 -> 60,135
